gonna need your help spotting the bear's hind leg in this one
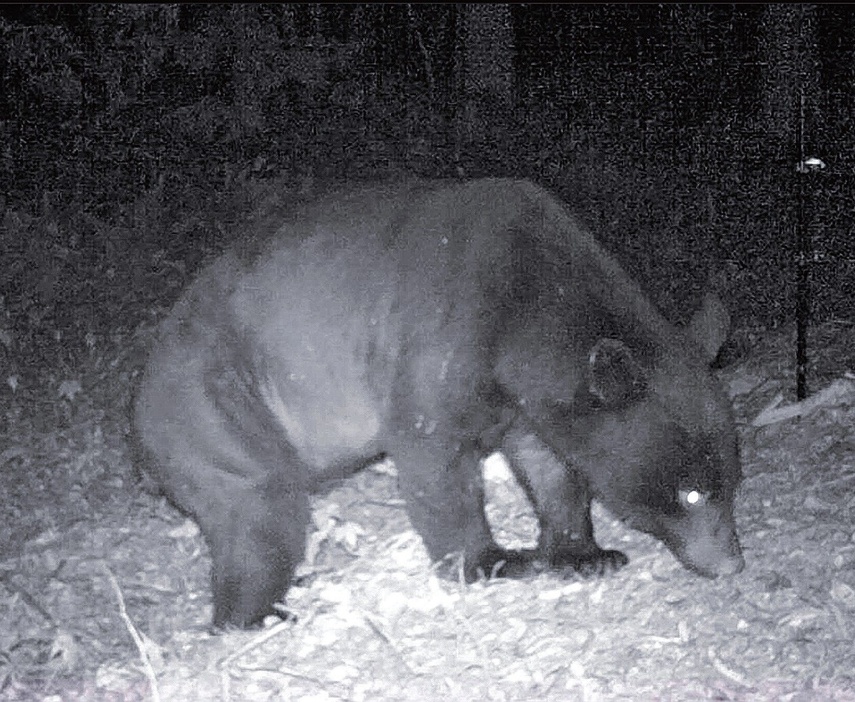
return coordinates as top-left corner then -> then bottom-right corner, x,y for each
202,474 -> 310,630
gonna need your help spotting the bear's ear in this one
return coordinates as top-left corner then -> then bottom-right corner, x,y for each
687,292 -> 731,365
587,338 -> 648,408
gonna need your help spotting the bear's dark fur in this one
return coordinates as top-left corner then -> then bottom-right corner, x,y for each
134,179 -> 744,628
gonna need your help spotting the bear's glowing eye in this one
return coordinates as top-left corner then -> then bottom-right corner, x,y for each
679,488 -> 707,507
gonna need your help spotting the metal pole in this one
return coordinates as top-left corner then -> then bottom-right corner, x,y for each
795,152 -> 825,400
795,159 -> 809,401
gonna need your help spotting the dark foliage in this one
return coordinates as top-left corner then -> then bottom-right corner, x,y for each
1,4 -> 855,365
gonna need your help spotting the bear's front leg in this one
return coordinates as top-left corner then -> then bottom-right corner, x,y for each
393,437 -> 537,582
501,426 -> 628,577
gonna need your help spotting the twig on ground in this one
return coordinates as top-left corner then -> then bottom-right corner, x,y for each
103,565 -> 161,702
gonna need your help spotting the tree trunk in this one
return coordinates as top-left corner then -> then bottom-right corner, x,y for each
758,4 -> 819,160
453,5 -> 514,170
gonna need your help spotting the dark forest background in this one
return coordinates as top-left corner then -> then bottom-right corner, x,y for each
1,4 -> 854,370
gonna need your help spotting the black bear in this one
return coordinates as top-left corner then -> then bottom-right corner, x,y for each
134,179 -> 744,629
